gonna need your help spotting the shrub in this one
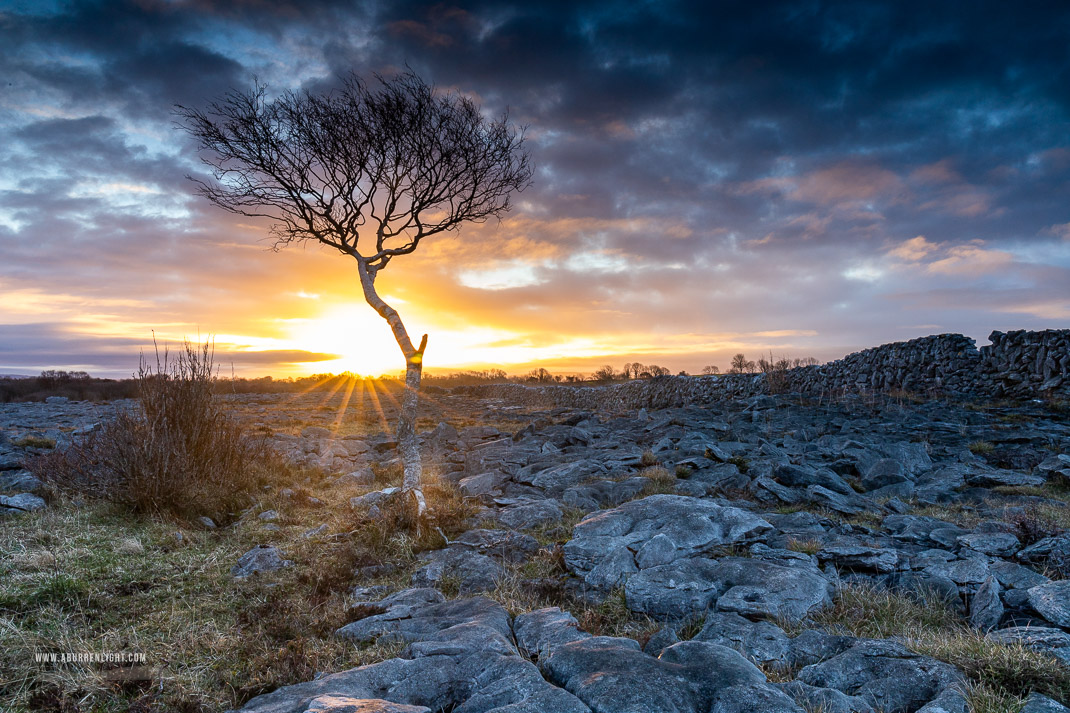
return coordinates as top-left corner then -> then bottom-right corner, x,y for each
1008,506 -> 1064,547
31,340 -> 267,522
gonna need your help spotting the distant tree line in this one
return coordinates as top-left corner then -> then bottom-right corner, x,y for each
0,370 -> 137,403
698,353 -> 820,376
0,354 -> 822,402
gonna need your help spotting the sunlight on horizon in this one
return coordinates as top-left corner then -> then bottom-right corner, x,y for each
286,303 -> 623,376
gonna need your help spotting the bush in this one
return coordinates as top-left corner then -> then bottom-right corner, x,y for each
31,341 -> 267,522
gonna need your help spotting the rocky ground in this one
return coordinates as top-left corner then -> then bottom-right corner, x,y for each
3,389 -> 1070,712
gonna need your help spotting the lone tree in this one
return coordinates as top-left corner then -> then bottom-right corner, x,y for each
176,72 -> 532,514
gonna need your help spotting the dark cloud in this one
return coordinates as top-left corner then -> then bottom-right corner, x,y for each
1,0 -> 1068,375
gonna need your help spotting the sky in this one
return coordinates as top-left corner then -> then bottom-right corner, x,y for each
1,0 -> 1068,378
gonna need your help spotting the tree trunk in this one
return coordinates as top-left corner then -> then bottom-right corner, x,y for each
355,258 -> 427,514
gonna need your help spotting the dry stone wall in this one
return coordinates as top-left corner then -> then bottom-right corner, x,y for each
459,329 -> 1070,410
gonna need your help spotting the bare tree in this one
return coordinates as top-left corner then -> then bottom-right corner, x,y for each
729,353 -> 756,374
701,365 -> 720,375
592,365 -> 617,381
176,72 -> 532,515
526,367 -> 554,383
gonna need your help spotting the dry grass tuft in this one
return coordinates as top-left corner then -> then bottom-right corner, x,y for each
345,477 -> 480,563
785,537 -> 822,555
639,466 -> 677,496
30,341 -> 274,523
574,588 -> 660,644
13,435 -> 56,450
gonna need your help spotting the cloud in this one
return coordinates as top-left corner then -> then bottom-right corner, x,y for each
215,349 -> 341,365
0,0 -> 1068,376
750,161 -> 907,207
925,244 -> 1015,276
888,236 -> 939,261
886,237 -> 1014,276
1048,222 -> 1070,240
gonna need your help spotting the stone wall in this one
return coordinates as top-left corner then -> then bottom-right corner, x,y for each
980,329 -> 1070,397
458,329 -> 1070,410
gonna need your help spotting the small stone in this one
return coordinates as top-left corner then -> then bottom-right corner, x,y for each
337,469 -> 375,486
116,538 -> 144,555
258,509 -> 279,521
232,545 -> 293,578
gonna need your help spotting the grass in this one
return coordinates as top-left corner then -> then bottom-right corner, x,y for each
727,455 -> 750,473
1,436 -> 487,712
574,587 -> 660,644
0,494 -> 401,712
969,440 -> 996,455
910,501 -> 987,529
527,507 -> 587,546
785,537 -> 822,555
12,436 -> 57,450
804,584 -> 1070,707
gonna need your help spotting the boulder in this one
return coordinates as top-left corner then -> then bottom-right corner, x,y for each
956,532 -> 1020,557
451,529 -> 539,562
231,545 -> 293,578
709,683 -> 805,713
336,591 -> 508,646
777,681 -> 874,713
711,558 -> 832,623
797,639 -> 965,713
300,697 -> 430,713
966,468 -> 1046,488
410,548 -> 505,594
987,626 -> 1070,666
817,545 -> 899,574
1027,580 -> 1070,629
497,499 -> 563,530
564,494 -> 773,582
968,576 -> 1003,631
542,637 -> 767,713
694,611 -> 790,664
625,557 -> 831,622
514,607 -> 590,662
1019,693 -> 1070,713
0,470 -> 44,493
